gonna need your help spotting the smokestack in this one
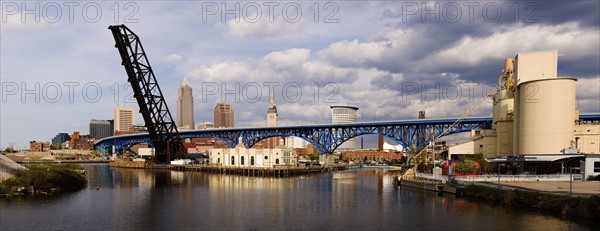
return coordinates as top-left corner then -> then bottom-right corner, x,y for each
378,135 -> 384,151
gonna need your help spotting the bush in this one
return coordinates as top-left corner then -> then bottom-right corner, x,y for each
173,148 -> 189,160
0,164 -> 86,195
454,159 -> 478,174
587,174 -> 600,181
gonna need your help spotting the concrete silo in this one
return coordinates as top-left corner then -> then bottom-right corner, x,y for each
514,78 -> 577,154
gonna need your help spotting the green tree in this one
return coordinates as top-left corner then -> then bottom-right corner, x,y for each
399,156 -> 407,164
4,142 -> 17,153
174,148 -> 188,160
454,159 -> 479,174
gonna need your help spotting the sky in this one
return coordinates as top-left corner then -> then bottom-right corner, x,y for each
1,0 -> 599,150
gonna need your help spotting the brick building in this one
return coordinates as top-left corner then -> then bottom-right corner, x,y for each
29,141 -> 50,152
69,132 -> 95,150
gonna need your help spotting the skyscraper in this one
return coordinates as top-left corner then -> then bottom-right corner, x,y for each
267,91 -> 278,126
177,79 -> 195,130
331,105 -> 359,150
114,107 -> 135,133
90,119 -> 114,139
214,103 -> 234,128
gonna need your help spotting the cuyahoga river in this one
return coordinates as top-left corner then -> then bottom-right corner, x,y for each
0,164 -> 596,230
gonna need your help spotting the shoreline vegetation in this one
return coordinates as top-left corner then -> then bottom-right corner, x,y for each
461,185 -> 600,219
0,164 -> 86,196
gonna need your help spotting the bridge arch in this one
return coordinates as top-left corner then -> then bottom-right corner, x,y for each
333,133 -> 408,150
327,131 -> 409,153
95,116 -> 507,156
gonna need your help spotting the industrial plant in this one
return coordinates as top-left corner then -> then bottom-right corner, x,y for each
447,50 -> 599,178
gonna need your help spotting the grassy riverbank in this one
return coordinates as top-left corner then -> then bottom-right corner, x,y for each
0,164 -> 86,196
462,185 -> 600,219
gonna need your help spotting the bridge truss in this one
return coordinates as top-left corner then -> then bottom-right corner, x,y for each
94,117 -> 494,155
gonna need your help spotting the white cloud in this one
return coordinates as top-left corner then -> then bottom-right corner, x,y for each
317,23 -> 600,77
165,54 -> 184,63
576,77 -> 600,100
226,16 -> 304,39
189,62 -> 251,82
0,14 -> 52,31
263,48 -> 310,70
301,61 -> 355,82
575,77 -> 600,112
422,23 -> 600,70
317,28 -> 424,68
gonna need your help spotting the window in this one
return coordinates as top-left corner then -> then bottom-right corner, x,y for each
594,162 -> 600,173
241,156 -> 245,165
251,156 -> 255,166
217,158 -> 220,163
264,156 -> 268,160
231,156 -> 235,165
276,158 -> 280,164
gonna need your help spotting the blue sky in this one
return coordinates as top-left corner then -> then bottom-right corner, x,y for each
1,1 -> 599,149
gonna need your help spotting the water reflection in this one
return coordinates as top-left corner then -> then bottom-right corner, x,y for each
0,164 -> 595,230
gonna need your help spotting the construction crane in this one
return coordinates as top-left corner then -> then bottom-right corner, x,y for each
108,25 -> 183,163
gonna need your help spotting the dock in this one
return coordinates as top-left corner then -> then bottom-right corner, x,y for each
393,169 -> 459,194
110,160 -> 352,177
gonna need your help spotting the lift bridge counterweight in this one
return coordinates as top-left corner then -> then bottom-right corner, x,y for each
108,24 -> 182,163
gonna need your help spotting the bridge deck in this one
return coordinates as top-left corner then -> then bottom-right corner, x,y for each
94,114 -> 600,155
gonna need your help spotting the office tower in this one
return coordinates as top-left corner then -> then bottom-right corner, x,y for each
114,107 -> 135,133
177,79 -> 195,130
90,119 -> 114,139
214,103 -> 234,128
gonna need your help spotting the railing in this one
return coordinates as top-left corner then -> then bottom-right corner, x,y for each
415,172 -> 582,183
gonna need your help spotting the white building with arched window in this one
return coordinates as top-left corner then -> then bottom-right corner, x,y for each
208,143 -> 297,168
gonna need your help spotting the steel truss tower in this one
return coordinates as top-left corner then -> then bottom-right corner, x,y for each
109,25 -> 182,163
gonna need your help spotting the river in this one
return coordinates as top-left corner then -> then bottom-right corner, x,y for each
0,164 -> 595,230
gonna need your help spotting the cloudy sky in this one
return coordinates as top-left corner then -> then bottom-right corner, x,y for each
1,1 -> 599,149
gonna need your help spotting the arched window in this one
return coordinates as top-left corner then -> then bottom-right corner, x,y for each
276,158 -> 280,165
250,156 -> 255,166
241,156 -> 245,165
231,156 -> 235,165
217,158 -> 220,163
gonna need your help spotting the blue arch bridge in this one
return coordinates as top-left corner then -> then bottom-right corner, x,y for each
94,114 -> 600,155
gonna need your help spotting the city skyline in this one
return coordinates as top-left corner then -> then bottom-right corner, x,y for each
1,1 -> 599,149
